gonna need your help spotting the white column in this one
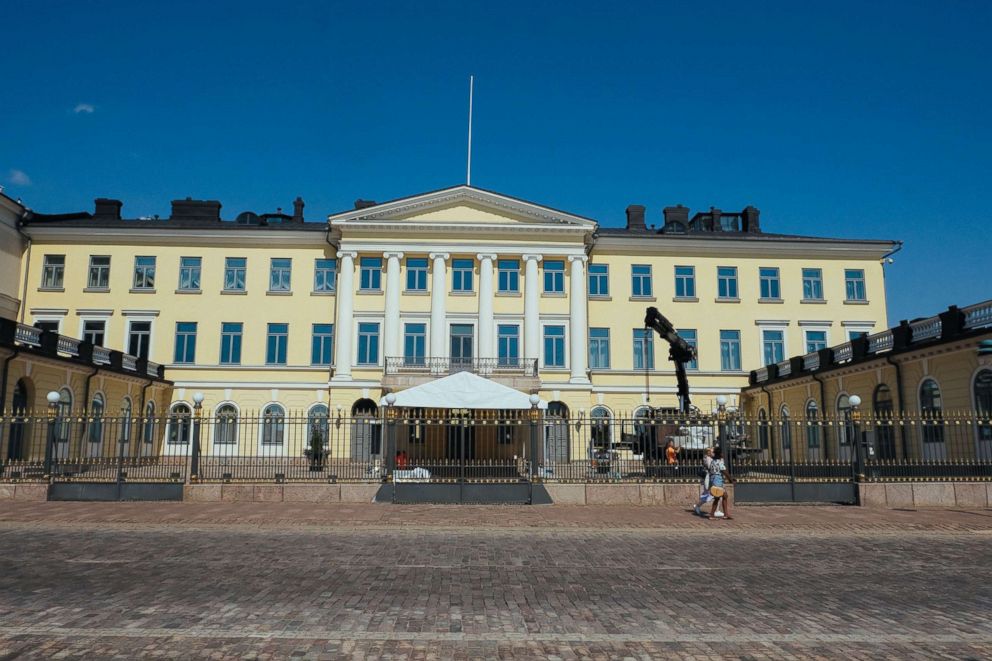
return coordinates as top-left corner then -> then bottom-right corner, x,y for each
477,253 -> 497,360
568,255 -> 590,384
429,253 -> 449,362
331,251 -> 357,381
523,254 -> 542,365
383,251 -> 404,362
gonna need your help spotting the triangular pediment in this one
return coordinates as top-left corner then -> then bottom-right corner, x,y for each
328,185 -> 598,229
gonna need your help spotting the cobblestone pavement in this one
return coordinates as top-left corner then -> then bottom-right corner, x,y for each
1,503 -> 991,659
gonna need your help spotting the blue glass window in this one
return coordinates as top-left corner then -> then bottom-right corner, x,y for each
220,322 -> 242,365
498,325 -> 520,367
802,268 -> 823,300
357,322 -> 380,365
589,328 -> 610,369
543,325 -> 565,367
360,258 -> 382,291
314,259 -> 336,292
674,266 -> 695,298
311,324 -> 333,365
178,257 -> 201,291
269,258 -> 292,291
406,258 -> 428,291
631,265 -> 653,297
452,259 -> 474,292
717,267 -> 738,299
588,264 -> 609,297
678,328 -> 698,370
633,329 -> 654,369
720,330 -> 741,371
498,260 -> 519,293
224,258 -> 247,291
173,322 -> 197,364
266,323 -> 288,364
763,329 -> 784,365
759,267 -> 780,299
543,261 -> 564,294
845,269 -> 866,301
403,323 -> 426,365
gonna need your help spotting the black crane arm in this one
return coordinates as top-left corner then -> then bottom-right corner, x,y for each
643,307 -> 697,413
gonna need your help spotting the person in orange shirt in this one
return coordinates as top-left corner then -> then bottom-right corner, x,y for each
665,439 -> 680,465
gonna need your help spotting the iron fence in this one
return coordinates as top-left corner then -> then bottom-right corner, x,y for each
1,408 -> 990,485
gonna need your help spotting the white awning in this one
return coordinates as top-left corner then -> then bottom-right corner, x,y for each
380,371 -> 547,410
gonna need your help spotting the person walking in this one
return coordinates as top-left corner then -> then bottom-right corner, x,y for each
707,446 -> 735,520
693,447 -> 716,516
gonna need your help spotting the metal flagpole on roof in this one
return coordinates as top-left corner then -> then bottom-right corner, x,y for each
467,75 -> 474,186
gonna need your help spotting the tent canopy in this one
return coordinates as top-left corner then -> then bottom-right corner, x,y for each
380,371 -> 547,410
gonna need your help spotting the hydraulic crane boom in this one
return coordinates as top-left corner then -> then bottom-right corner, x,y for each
644,307 -> 697,414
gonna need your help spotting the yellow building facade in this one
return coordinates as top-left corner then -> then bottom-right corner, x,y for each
8,186 -> 897,455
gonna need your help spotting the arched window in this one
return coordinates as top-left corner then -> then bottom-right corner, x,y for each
632,406 -> 654,457
873,385 -> 896,459
308,404 -> 329,449
7,379 -> 29,461
168,403 -> 192,445
350,398 -> 381,459
56,388 -> 73,445
545,401 -> 570,463
780,405 -> 792,451
120,397 -> 133,446
920,379 -> 944,446
837,395 -> 853,447
757,408 -> 770,450
214,404 -> 238,445
805,400 -> 820,449
261,404 -> 285,446
590,406 -> 611,451
142,401 -> 156,448
975,369 -> 992,443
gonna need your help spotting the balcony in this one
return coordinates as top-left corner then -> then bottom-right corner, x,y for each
382,356 -> 540,391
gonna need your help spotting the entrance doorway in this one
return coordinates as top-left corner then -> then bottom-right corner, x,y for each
7,380 -> 29,461
450,324 -> 474,371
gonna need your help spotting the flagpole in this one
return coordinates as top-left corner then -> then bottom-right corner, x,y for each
467,75 -> 474,186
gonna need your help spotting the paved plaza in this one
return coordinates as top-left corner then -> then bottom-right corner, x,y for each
1,503 -> 991,659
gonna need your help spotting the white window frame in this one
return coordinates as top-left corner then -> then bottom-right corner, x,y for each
540,321 -> 568,369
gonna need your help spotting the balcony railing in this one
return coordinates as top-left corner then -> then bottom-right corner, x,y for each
385,356 -> 538,377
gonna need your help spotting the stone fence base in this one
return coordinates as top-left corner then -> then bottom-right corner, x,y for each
184,484 -> 381,503
859,482 -> 991,509
544,483 -> 711,506
0,483 -> 49,501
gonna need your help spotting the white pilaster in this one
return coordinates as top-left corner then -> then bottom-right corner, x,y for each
523,254 -> 542,363
331,251 -> 357,381
383,251 -> 404,361
430,253 -> 449,360
568,255 -> 590,384
477,253 -> 497,359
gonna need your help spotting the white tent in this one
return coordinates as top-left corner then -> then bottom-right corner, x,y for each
380,371 -> 547,410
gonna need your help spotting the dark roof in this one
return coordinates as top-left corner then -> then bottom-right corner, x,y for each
22,212 -> 326,231
596,226 -> 898,245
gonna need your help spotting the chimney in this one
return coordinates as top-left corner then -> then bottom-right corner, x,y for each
354,199 -> 377,210
93,198 -> 122,220
662,204 -> 689,228
293,196 -> 305,222
709,207 -> 723,231
170,197 -> 222,222
742,206 -> 761,233
625,204 -> 646,231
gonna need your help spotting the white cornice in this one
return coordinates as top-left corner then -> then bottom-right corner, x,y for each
342,241 -> 586,257
594,234 -> 897,260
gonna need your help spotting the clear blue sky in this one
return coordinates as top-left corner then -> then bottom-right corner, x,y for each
2,1 -> 990,324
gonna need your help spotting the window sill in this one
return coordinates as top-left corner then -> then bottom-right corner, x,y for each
542,292 -> 566,298
758,298 -> 783,304
541,366 -> 569,372
220,290 -> 247,296
629,296 -> 656,302
266,290 -> 293,296
801,299 -> 826,304
129,288 -> 156,294
311,290 -> 336,296
37,287 -> 65,293
588,295 -> 612,301
358,289 -> 383,295
83,287 -> 110,293
672,296 -> 698,303
175,289 -> 202,295
450,291 -> 476,296
403,289 -> 429,296
497,291 -> 522,297
844,299 -> 870,305
715,297 -> 740,303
